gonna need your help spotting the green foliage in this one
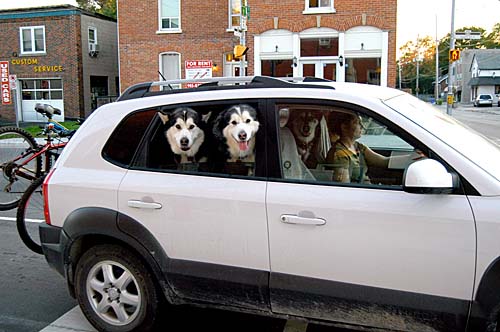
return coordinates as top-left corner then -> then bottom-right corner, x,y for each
397,25 -> 500,95
22,122 -> 81,137
76,0 -> 116,19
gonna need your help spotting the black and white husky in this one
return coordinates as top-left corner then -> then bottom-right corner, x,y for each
158,107 -> 207,164
212,104 -> 260,163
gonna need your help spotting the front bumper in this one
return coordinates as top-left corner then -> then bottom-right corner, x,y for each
40,223 -> 70,277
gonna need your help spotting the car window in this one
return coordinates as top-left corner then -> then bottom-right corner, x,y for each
275,102 -> 424,188
102,109 -> 157,167
133,101 -> 264,178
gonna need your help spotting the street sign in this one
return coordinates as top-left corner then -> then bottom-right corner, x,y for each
447,95 -> 454,105
449,49 -> 460,62
455,30 -> 481,40
0,61 -> 11,105
9,74 -> 17,90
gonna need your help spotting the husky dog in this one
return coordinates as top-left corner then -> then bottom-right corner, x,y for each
158,107 -> 207,164
212,104 -> 260,163
288,110 -> 323,168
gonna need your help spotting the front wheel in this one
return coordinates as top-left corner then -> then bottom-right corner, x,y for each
75,245 -> 162,332
16,175 -> 46,254
0,127 -> 42,210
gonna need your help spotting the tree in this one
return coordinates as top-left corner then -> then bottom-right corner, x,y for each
397,25 -> 500,96
76,0 -> 116,19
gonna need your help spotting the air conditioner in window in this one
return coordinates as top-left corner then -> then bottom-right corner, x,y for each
89,43 -> 100,57
319,38 -> 331,47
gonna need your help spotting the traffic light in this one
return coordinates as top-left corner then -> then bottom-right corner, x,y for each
233,45 -> 249,60
449,49 -> 460,62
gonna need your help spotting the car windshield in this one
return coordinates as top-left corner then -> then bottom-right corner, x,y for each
383,94 -> 500,183
480,95 -> 492,100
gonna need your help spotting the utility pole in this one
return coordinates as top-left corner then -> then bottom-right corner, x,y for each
416,57 -> 420,98
398,62 -> 402,89
447,0 -> 456,115
239,0 -> 248,77
435,15 -> 440,101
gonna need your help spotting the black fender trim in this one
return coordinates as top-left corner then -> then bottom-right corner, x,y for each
468,257 -> 500,331
62,207 -> 174,300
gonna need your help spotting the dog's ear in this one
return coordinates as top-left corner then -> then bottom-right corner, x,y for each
158,112 -> 169,125
202,111 -> 212,123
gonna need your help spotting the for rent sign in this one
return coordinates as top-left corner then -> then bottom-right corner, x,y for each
1,61 -> 11,105
185,60 -> 212,88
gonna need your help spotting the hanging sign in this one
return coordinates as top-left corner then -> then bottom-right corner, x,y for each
1,61 -> 11,105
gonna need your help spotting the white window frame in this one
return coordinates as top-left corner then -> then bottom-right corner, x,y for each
227,0 -> 241,31
88,27 -> 97,45
20,26 -> 46,54
157,0 -> 182,34
303,0 -> 335,14
159,52 -> 181,89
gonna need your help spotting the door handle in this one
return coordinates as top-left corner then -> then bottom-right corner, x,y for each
280,214 -> 326,226
127,200 -> 162,210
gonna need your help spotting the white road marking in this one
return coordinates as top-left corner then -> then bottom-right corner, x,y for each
0,216 -> 44,223
39,306 -> 96,332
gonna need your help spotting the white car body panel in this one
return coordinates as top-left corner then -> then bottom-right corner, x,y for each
469,196 -> 500,295
266,182 -> 476,300
118,170 -> 270,271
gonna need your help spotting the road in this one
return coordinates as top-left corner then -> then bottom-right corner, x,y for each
1,103 -> 499,332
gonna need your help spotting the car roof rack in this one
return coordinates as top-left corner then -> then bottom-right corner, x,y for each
116,76 -> 335,101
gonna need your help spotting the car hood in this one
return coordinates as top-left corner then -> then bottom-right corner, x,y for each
384,94 -> 500,189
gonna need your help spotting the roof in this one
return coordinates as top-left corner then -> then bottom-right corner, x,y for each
468,77 -> 500,86
471,51 -> 500,70
0,5 -> 116,22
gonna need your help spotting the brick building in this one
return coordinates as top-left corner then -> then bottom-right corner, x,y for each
0,5 -> 118,123
117,0 -> 397,91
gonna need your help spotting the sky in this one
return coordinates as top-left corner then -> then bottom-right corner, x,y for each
1,0 -> 500,52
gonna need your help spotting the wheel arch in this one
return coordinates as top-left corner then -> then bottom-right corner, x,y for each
62,207 -> 174,301
468,256 -> 500,331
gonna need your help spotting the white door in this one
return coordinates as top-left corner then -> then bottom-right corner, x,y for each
300,60 -> 337,80
117,101 -> 270,308
267,101 -> 475,331
20,78 -> 64,122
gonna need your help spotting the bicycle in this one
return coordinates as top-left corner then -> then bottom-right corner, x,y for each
0,103 -> 78,211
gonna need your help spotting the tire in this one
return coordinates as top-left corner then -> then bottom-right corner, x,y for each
16,175 -> 46,254
75,245 -> 161,332
0,127 -> 42,210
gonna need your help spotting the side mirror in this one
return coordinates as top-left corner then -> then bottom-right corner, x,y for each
403,159 -> 458,194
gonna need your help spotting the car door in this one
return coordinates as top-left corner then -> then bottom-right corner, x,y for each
117,100 -> 271,310
266,100 -> 475,332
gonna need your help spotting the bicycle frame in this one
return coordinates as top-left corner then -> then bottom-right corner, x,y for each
5,137 -> 67,188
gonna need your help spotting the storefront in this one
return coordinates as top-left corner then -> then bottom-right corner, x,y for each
254,26 -> 388,85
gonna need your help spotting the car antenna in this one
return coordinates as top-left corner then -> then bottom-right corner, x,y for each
158,71 -> 174,90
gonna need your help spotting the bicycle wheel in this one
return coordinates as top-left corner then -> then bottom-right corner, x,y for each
0,127 -> 42,210
16,175 -> 46,254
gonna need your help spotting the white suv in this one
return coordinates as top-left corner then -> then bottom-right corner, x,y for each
40,76 -> 500,332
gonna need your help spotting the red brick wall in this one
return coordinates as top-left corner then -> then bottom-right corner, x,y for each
0,13 -> 83,122
118,0 -> 397,90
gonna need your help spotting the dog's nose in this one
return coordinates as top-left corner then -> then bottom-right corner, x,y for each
238,131 -> 247,141
180,137 -> 189,146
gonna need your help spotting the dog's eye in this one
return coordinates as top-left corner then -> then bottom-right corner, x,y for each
175,124 -> 182,129
189,125 -> 195,129
245,119 -> 251,123
231,120 -> 238,125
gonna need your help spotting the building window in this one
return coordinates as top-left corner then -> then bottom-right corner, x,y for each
88,27 -> 99,54
345,58 -> 381,85
21,79 -> 63,100
160,52 -> 181,88
160,0 -> 181,31
301,38 -> 339,56
304,0 -> 335,14
20,26 -> 46,54
229,0 -> 241,29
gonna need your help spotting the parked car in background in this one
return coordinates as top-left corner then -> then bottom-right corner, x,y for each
474,94 -> 493,107
40,77 -> 500,332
